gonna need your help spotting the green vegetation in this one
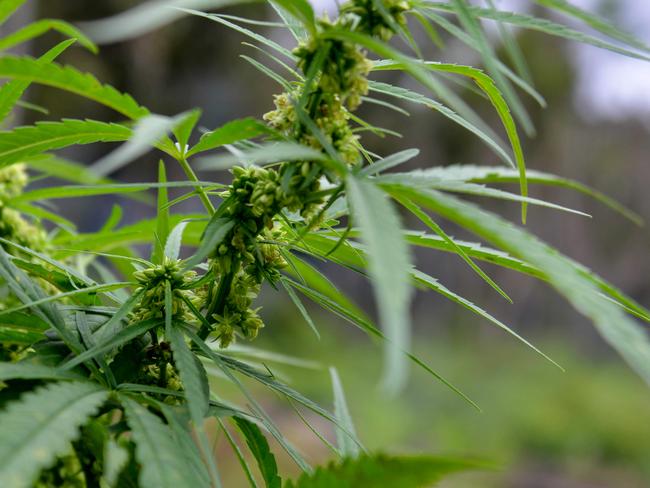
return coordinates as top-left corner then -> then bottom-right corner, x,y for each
0,0 -> 647,486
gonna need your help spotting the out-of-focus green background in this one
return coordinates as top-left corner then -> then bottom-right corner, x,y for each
3,1 -> 650,486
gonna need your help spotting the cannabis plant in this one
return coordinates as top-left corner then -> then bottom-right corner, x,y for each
0,0 -> 648,486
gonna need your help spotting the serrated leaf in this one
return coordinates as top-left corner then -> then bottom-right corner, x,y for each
418,9 -> 546,108
269,0 -> 314,35
164,221 -> 189,261
283,276 -> 479,410
406,188 -> 650,386
234,417 -> 282,488
377,170 -> 589,217
0,39 -> 74,123
346,176 -> 413,391
188,117 -> 273,157
426,164 -> 643,225
0,362 -> 82,381
0,382 -> 107,488
421,2 -> 650,61
372,56 -> 528,221
284,454 -> 481,488
0,56 -> 149,119
368,80 -> 513,168
122,397 -> 204,488
0,119 -> 131,170
534,0 -> 650,53
166,327 -> 219,485
0,18 -> 97,53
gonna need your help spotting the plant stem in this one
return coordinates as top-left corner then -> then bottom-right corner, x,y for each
178,156 -> 215,215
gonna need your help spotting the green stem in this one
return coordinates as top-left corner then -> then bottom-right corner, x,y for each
178,156 -> 215,215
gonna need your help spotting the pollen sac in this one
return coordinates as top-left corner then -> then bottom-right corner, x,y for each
130,257 -> 198,324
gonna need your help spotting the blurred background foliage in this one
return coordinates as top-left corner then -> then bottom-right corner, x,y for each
2,1 -> 649,486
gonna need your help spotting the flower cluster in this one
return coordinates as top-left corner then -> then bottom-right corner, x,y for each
205,0 -> 410,348
130,257 -> 200,324
339,0 -> 411,41
0,164 -> 47,252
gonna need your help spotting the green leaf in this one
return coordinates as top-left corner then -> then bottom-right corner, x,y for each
372,57 -> 528,222
0,39 -> 75,124
167,327 -> 219,486
167,328 -> 209,425
271,0 -> 315,35
282,253 -> 368,325
160,406 -> 214,487
15,181 -> 215,203
234,416 -> 282,488
346,176 -> 413,392
377,170 -> 589,217
218,418 -> 259,488
393,195 -> 512,303
0,382 -> 108,488
188,117 -> 273,157
406,188 -> 650,386
269,1 -> 308,42
152,161 -> 170,265
418,9 -> 546,108
62,317 -> 160,370
24,155 -> 152,204
284,454 -> 481,488
0,245 -> 81,352
103,439 -> 129,487
196,141 -> 328,171
0,56 -> 149,119
0,362 -> 82,381
329,367 -> 361,458
412,269 -> 560,369
359,149 -> 419,176
427,164 -> 643,226
0,311 -> 48,344
173,107 -> 201,151
186,327 -> 312,472
183,216 -> 235,269
283,276 -> 479,410
421,2 -> 650,61
164,221 -> 189,261
280,279 -> 320,339
0,0 -> 25,25
122,397 -> 205,488
367,80 -> 513,168
534,0 -> 650,52
399,230 -> 650,323
0,119 -> 132,170
0,19 -> 97,53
